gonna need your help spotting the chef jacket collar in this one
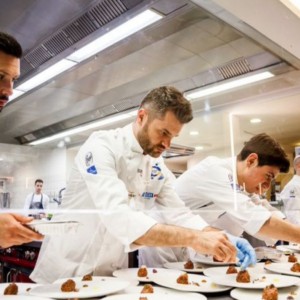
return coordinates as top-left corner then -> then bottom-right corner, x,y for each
124,123 -> 144,154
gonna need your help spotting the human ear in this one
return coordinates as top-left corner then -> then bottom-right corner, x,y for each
247,153 -> 258,167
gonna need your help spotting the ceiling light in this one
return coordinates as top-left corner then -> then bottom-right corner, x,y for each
190,131 -> 199,136
9,90 -> 25,101
280,0 -> 300,18
29,109 -> 138,146
185,71 -> 274,100
250,118 -> 262,124
67,10 -> 162,63
10,9 -> 163,102
195,146 -> 204,150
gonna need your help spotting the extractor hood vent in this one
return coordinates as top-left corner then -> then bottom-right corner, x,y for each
18,0 -> 131,82
163,143 -> 195,159
217,57 -> 252,79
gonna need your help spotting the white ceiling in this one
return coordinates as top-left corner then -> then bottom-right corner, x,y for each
0,0 -> 299,159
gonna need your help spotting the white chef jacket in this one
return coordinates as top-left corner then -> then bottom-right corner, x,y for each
281,175 -> 300,225
30,124 -> 207,283
24,193 -> 49,210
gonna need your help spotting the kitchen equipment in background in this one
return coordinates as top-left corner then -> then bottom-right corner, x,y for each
52,187 -> 65,205
0,192 -> 10,208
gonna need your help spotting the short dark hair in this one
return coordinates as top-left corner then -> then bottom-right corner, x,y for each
139,86 -> 193,124
237,133 -> 290,173
0,32 -> 22,58
35,179 -> 44,185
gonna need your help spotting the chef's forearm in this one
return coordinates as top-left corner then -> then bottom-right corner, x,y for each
134,223 -> 199,248
258,216 -> 300,243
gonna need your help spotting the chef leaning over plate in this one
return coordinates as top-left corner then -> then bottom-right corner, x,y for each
30,86 -> 256,284
139,133 -> 300,267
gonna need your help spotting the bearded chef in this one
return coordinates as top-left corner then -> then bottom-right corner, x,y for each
31,86 -> 256,283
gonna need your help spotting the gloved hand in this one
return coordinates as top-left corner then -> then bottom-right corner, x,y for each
226,233 -> 257,269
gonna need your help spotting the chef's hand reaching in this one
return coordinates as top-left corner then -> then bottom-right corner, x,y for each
227,233 -> 257,269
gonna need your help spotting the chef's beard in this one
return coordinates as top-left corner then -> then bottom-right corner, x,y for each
137,122 -> 166,158
0,95 -> 9,112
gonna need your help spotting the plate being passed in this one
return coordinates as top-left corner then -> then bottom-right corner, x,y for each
265,262 -> 300,277
103,293 -> 207,300
164,261 -> 205,273
113,268 -> 180,282
210,273 -> 300,289
152,272 -> 231,293
231,286 -> 300,300
26,220 -> 79,235
30,276 -> 130,299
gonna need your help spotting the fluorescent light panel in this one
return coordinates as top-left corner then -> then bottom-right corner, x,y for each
9,9 -> 162,102
185,71 -> 274,100
280,0 -> 300,18
29,109 -> 138,146
67,10 -> 162,62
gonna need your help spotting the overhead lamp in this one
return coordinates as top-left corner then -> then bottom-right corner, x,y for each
67,10 -> 163,63
189,131 -> 199,136
250,118 -> 262,124
10,9 -> 163,102
185,71 -> 274,100
28,109 -> 138,146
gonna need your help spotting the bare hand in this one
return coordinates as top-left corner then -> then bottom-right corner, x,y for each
0,213 -> 43,248
192,231 -> 236,262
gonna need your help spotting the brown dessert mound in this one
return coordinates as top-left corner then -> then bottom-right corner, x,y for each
176,273 -> 189,284
226,265 -> 238,274
82,274 -> 93,281
236,270 -> 250,283
288,253 -> 298,263
4,283 -> 18,295
262,284 -> 278,300
140,284 -> 154,293
137,266 -> 148,277
184,260 -> 194,269
291,262 -> 300,272
61,279 -> 77,292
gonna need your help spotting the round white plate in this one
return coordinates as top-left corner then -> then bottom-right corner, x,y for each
164,261 -> 205,273
231,286 -> 300,300
210,272 -> 300,289
193,255 -> 235,266
152,272 -> 231,293
103,293 -> 207,300
30,276 -> 130,299
117,284 -> 206,299
0,296 -> 52,300
265,262 -> 300,277
0,283 -> 40,296
203,263 -> 266,277
286,244 -> 300,253
276,245 -> 293,254
26,220 -> 79,235
113,268 -> 180,282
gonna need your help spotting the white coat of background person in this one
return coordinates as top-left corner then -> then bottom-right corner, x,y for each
139,134 -> 297,266
24,179 -> 50,212
30,86 -> 256,283
0,31 -> 43,248
281,155 -> 300,225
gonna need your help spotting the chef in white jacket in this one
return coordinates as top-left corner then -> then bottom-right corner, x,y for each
281,155 -> 300,224
31,86 -> 255,283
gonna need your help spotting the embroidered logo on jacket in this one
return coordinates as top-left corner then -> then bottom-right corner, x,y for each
85,152 -> 97,174
151,163 -> 164,180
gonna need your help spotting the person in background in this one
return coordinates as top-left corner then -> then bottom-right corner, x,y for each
0,31 -> 43,247
24,179 -> 50,217
30,86 -> 256,283
139,133 -> 300,266
281,155 -> 300,225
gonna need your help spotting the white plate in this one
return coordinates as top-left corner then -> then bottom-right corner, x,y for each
286,244 -> 300,253
203,263 -> 266,277
113,268 -> 180,282
103,293 -> 207,300
265,262 -> 300,277
30,276 -> 130,299
0,283 -> 40,296
231,286 -> 300,300
210,272 -> 300,289
193,255 -> 235,266
164,262 -> 205,273
276,245 -> 293,254
118,284 -> 206,299
26,220 -> 79,235
152,272 -> 231,293
0,296 -> 52,300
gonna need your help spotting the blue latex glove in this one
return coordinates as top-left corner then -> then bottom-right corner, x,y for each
227,233 -> 257,269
